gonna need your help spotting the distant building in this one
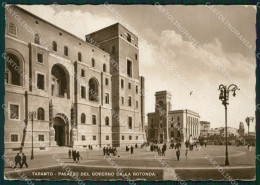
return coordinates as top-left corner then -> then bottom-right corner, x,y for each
238,122 -> 245,136
147,91 -> 200,143
200,121 -> 210,137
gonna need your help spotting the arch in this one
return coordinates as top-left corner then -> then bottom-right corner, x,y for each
105,117 -> 109,126
52,41 -> 57,52
51,63 -> 70,99
53,114 -> 69,146
78,52 -> 82,61
89,77 -> 99,102
34,33 -> 40,44
81,113 -> 86,124
37,107 -> 45,120
103,63 -> 107,72
4,49 -> 25,86
8,22 -> 17,36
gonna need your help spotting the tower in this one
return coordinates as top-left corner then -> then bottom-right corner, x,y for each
238,122 -> 245,136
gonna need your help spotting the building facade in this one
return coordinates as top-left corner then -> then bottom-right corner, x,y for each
147,91 -> 200,143
200,121 -> 210,137
4,5 -> 145,152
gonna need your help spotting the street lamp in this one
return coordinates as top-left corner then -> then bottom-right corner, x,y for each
29,111 -> 37,160
245,117 -> 254,149
218,84 -> 240,166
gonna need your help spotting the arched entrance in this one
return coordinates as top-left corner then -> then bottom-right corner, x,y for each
53,114 -> 69,146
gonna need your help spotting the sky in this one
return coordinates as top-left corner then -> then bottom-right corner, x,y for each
19,4 -> 257,131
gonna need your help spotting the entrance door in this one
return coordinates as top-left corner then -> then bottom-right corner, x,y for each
54,125 -> 65,146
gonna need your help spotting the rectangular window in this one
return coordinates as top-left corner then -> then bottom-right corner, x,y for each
38,135 -> 44,141
11,134 -> 18,142
10,104 -> 19,120
37,53 -> 43,63
105,78 -> 109,85
81,86 -> 86,99
82,135 -> 86,141
129,135 -> 132,140
127,60 -> 132,78
81,69 -> 85,77
127,33 -> 131,43
128,96 -> 132,107
135,53 -> 138,60
121,79 -> 124,88
105,93 -> 109,104
128,117 -> 132,129
92,115 -> 96,125
122,135 -> 124,140
128,83 -> 131,89
93,135 -> 96,140
136,101 -> 138,108
136,85 -> 138,93
37,73 -> 45,90
121,97 -> 124,105
136,136 -> 138,140
106,136 -> 109,140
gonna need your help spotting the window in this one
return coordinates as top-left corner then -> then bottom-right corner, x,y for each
122,135 -> 124,140
160,123 -> 162,128
127,33 -> 131,42
37,53 -> 43,63
177,117 -> 180,121
81,69 -> 85,77
128,96 -> 132,107
128,117 -> 132,129
10,104 -> 19,120
105,78 -> 109,85
103,64 -> 107,72
171,131 -> 174,137
81,113 -> 86,124
106,136 -> 109,140
136,101 -> 138,108
78,52 -> 82,61
129,135 -> 132,140
52,41 -> 57,52
105,117 -> 109,126
91,58 -> 95,67
121,97 -> 124,105
82,135 -> 86,141
38,135 -> 44,141
151,124 -> 154,129
127,59 -> 132,78
89,78 -> 99,102
121,79 -> 124,88
37,107 -> 45,120
11,134 -> 18,142
112,45 -> 115,54
171,124 -> 173,128
93,135 -> 96,140
128,83 -> 131,89
64,46 -> 68,56
9,22 -> 17,36
81,86 -> 86,99
92,115 -> 96,125
105,93 -> 109,104
37,73 -> 45,90
136,136 -> 138,140
136,85 -> 138,94
135,53 -> 138,60
34,34 -> 40,44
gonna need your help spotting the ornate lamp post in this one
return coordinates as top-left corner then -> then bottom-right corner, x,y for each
29,111 -> 37,160
218,84 -> 240,166
245,117 -> 254,149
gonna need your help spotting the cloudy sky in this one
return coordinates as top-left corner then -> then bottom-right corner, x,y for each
19,4 -> 256,131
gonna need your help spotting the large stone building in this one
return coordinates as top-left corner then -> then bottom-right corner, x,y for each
147,91 -> 200,143
4,5 -> 145,152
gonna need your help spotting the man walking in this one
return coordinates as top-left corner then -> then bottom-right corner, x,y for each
130,145 -> 134,154
14,153 -> 21,168
103,146 -> 106,156
68,149 -> 71,158
21,153 -> 28,168
176,149 -> 180,161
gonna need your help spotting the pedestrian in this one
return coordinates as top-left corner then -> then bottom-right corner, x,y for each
109,147 -> 112,157
176,149 -> 180,161
68,149 -> 71,158
14,153 -> 21,168
135,143 -> 138,148
126,145 -> 128,152
21,153 -> 28,168
106,147 -> 109,156
130,145 -> 134,154
103,146 -> 106,156
158,147 -> 161,156
76,151 -> 82,163
162,147 -> 165,156
73,150 -> 76,163
185,149 -> 188,159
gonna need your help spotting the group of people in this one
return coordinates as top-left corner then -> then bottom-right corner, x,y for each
126,145 -> 135,154
103,146 -> 117,157
157,143 -> 167,156
68,149 -> 82,163
14,153 -> 28,168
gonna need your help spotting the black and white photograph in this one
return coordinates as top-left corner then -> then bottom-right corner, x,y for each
2,3 -> 257,182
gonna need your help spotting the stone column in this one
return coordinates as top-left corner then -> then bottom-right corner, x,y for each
49,100 -> 57,146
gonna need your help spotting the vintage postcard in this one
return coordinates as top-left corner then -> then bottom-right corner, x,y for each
2,3 -> 256,182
